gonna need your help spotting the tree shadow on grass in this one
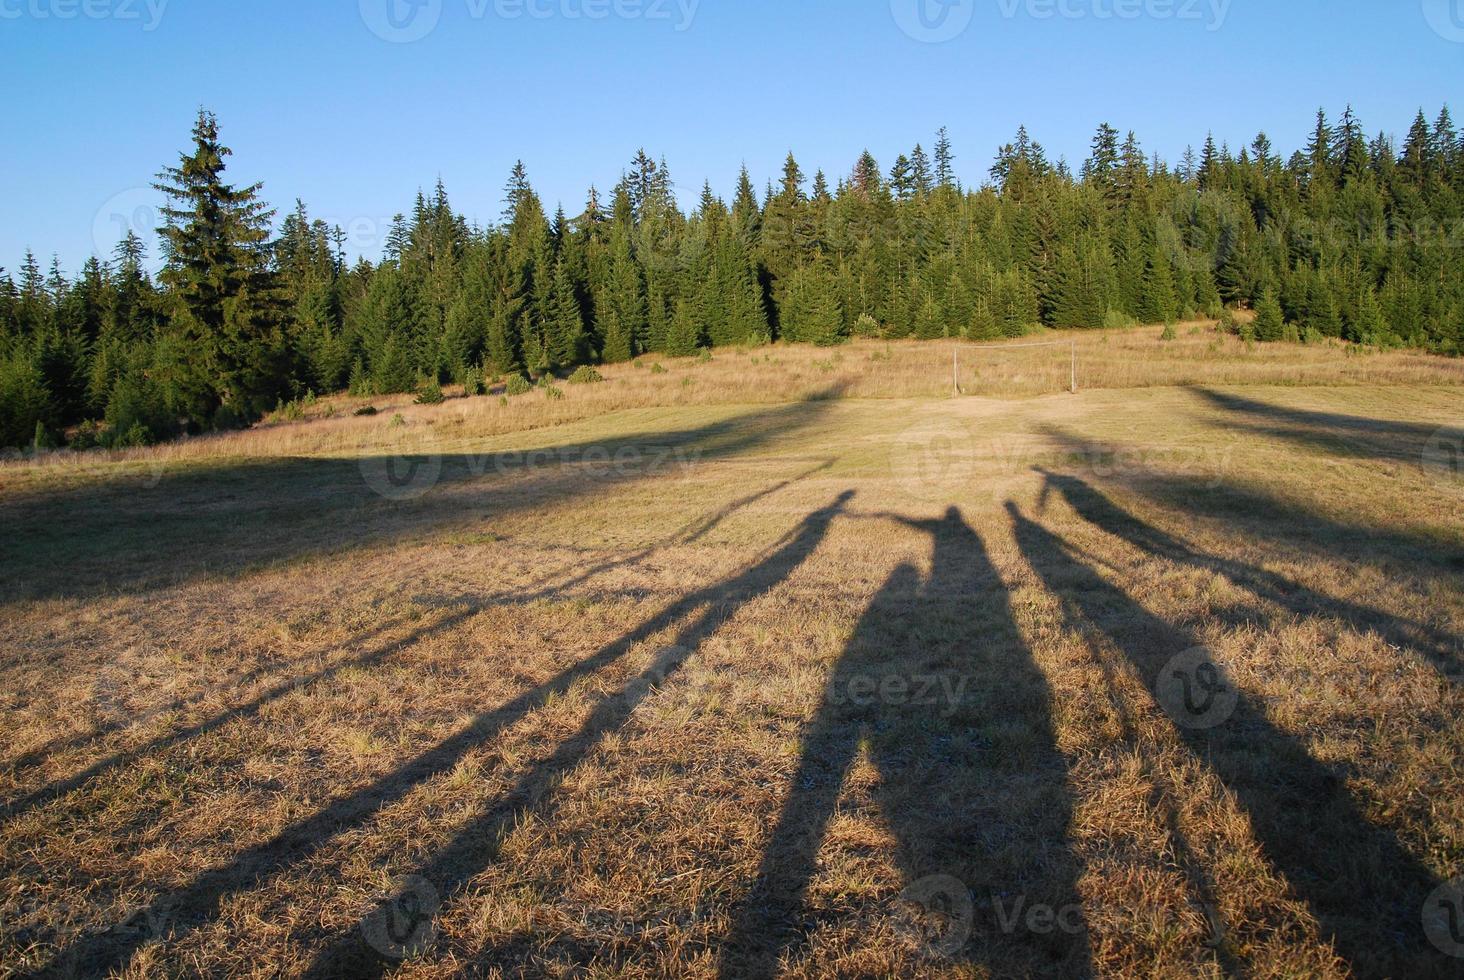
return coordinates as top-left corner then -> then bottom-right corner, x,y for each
717,508 -> 1090,978
0,388 -> 845,604
1040,422 -> 1464,574
1192,388 -> 1459,465
1008,499 -> 1450,978
39,493 -> 854,978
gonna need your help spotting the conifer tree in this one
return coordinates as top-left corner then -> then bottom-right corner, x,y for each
1305,109 -> 1334,188
548,257 -> 587,367
1138,246 -> 1178,324
9,105 -> 1464,449
1254,287 -> 1285,342
934,127 -> 956,188
153,109 -> 285,424
910,144 -> 932,196
665,298 -> 703,356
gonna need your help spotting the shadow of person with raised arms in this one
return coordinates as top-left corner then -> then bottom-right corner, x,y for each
718,507 -> 1090,978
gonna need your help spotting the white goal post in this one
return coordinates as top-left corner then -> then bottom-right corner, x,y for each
952,340 -> 1078,396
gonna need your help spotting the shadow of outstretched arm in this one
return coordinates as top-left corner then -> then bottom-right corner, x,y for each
1034,468 -> 1462,683
1007,501 -> 1447,978
301,492 -> 856,977
42,493 -> 853,978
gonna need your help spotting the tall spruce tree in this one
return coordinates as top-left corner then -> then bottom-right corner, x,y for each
153,109 -> 285,424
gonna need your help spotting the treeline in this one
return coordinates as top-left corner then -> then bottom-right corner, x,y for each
2,105 -> 1463,450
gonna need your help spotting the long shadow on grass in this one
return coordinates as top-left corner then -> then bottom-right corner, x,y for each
0,388 -> 844,604
1035,469 -> 1462,683
718,508 -> 1090,978
0,464 -> 831,830
42,493 -> 853,978
1041,422 -> 1463,575
1193,388 -> 1458,464
1008,500 -> 1449,978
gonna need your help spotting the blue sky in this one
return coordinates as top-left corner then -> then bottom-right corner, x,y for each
0,0 -> 1459,273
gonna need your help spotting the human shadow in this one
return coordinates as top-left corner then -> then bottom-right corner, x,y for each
41,493 -> 854,978
1040,423 -> 1464,576
717,508 -> 1091,978
0,460 -> 835,826
1035,469 -> 1461,683
1008,501 -> 1449,978
0,388 -> 844,604
1193,388 -> 1459,465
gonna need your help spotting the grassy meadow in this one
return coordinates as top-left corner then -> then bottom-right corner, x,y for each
2,325 -> 1463,978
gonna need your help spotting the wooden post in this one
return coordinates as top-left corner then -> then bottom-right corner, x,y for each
953,347 -> 960,396
1070,342 -> 1077,394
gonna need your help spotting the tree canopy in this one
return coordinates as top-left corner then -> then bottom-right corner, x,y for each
3,104 -> 1462,449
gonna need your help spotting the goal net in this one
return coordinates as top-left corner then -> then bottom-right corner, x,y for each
951,340 -> 1078,397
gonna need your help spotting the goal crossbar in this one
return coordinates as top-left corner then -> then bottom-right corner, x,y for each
955,341 -> 1068,350
951,340 -> 1078,395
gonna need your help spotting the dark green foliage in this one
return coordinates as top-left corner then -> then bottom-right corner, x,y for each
348,358 -> 371,396
665,299 -> 703,357
0,353 -> 53,448
1254,289 -> 1286,342
781,263 -> 845,347
415,376 -> 445,404
153,110 -> 288,424
547,257 -> 588,367
1137,247 -> 1178,325
4,105 -> 1464,450
103,369 -> 175,446
371,334 -> 415,394
460,364 -> 487,396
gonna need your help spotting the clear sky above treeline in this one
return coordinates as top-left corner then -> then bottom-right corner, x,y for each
0,0 -> 1459,272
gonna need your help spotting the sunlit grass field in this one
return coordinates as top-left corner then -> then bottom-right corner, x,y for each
2,326 -> 1462,978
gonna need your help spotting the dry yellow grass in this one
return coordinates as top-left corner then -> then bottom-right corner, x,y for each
1,326 -> 1462,978
2,324 -> 1460,497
